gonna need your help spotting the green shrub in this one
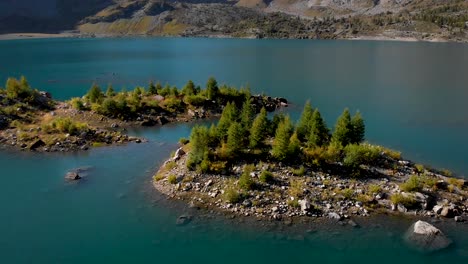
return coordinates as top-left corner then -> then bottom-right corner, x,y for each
287,199 -> 300,208
381,147 -> 401,160
343,143 -> 380,168
289,179 -> 304,198
184,94 -> 207,106
415,164 -> 425,173
440,169 -> 453,177
368,184 -> 382,195
47,117 -> 88,135
341,188 -> 354,200
390,193 -> 417,208
400,175 -> 422,192
168,174 -> 177,184
239,165 -> 255,191
447,178 -> 464,189
179,137 -> 189,145
224,186 -> 242,203
163,97 -> 183,113
70,97 -> 86,110
292,166 -> 306,176
153,173 -> 165,181
259,171 -> 274,183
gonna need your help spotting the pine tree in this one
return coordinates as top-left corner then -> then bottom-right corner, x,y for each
206,77 -> 219,100
296,101 -> 314,141
288,132 -> 301,158
307,109 -> 330,147
155,82 -> 163,94
331,108 -> 353,146
86,84 -> 104,104
272,116 -> 294,161
249,107 -> 269,148
270,113 -> 286,136
187,126 -> 210,169
226,122 -> 244,157
148,81 -> 157,95
106,84 -> 116,97
207,123 -> 218,147
217,102 -> 238,139
240,98 -> 255,131
350,111 -> 365,144
182,80 -> 196,96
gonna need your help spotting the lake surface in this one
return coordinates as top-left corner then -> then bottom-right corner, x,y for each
0,37 -> 467,263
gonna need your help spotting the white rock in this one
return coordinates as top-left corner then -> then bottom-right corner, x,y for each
405,220 -> 452,251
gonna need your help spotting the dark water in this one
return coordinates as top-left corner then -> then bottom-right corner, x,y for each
0,38 -> 467,263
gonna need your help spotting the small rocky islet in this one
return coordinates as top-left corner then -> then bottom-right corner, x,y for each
153,97 -> 468,250
0,76 -> 286,152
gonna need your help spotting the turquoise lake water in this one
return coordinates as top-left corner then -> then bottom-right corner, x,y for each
0,38 -> 467,263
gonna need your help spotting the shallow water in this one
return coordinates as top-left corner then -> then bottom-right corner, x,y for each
0,38 -> 467,263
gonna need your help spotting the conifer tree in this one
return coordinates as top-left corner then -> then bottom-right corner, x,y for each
240,99 -> 255,131
187,126 -> 210,169
106,84 -> 115,97
148,81 -> 157,95
307,109 -> 330,147
249,107 -> 269,148
288,132 -> 301,158
208,123 -> 219,148
272,116 -> 294,161
350,111 -> 365,144
226,122 -> 244,157
296,101 -> 314,141
270,113 -> 286,136
206,77 -> 219,100
331,108 -> 353,146
155,82 -> 163,94
182,80 -> 196,96
217,102 -> 238,140
86,84 -> 104,104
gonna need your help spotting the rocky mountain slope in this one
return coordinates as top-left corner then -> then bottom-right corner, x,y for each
1,0 -> 467,41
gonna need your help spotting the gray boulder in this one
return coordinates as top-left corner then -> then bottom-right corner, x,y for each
298,199 -> 311,213
405,220 -> 451,251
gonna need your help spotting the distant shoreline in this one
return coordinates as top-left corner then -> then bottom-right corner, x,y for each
0,32 -> 465,44
0,32 -> 79,40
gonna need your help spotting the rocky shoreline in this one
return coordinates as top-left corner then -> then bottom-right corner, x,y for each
154,146 -> 468,225
0,76 -> 288,153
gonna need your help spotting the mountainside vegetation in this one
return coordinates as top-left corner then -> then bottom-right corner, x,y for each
1,0 -> 467,41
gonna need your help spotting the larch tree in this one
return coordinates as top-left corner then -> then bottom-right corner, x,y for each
350,111 -> 365,144
307,109 -> 330,147
272,116 -> 294,161
249,107 -> 269,148
331,108 -> 353,146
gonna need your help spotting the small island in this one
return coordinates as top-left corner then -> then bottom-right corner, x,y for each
0,76 -> 286,152
154,99 -> 468,224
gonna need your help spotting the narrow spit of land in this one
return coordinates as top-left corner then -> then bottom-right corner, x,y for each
0,76 -> 286,152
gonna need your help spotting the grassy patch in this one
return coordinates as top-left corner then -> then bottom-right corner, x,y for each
292,166 -> 306,176
289,179 -> 305,198
153,173 -> 165,182
400,175 -> 422,192
259,171 -> 274,183
368,184 -> 382,195
168,174 -> 177,184
390,193 -> 417,208
415,164 -> 425,173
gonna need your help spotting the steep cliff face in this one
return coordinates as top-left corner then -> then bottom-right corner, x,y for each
0,0 -> 112,33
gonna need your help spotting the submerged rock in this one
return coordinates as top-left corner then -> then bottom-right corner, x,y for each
404,220 -> 451,251
65,172 -> 81,181
176,214 -> 193,226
